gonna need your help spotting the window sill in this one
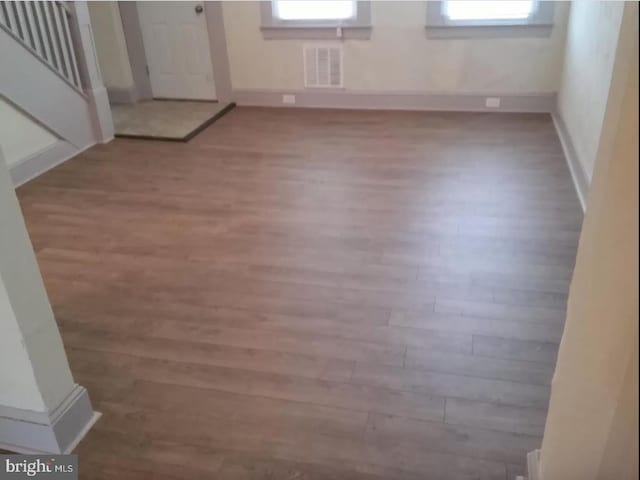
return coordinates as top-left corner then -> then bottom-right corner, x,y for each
425,23 -> 553,39
260,24 -> 372,40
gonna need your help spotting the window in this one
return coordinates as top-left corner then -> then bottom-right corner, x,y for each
426,0 -> 555,37
273,0 -> 356,21
261,0 -> 371,40
443,1 -> 534,21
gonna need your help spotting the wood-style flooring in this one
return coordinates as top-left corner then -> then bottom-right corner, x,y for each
16,107 -> 583,480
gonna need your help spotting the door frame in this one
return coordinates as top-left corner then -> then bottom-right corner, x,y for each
118,1 -> 232,103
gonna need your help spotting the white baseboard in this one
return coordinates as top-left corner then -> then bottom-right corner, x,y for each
233,89 -> 557,113
106,86 -> 139,105
9,140 -> 89,187
0,385 -> 100,454
552,112 -> 588,212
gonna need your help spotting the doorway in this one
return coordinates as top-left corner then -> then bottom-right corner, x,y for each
137,1 -> 217,100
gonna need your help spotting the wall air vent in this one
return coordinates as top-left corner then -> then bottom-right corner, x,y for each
303,44 -> 343,88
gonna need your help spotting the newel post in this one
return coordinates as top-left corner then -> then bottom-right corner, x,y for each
67,1 -> 114,144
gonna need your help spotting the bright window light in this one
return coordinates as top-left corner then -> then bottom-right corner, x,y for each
274,0 -> 356,20
443,1 -> 534,21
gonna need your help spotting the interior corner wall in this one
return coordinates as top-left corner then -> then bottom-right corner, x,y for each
88,1 -> 135,90
539,2 -> 639,478
0,98 -> 58,168
556,1 -> 625,184
223,1 -> 570,94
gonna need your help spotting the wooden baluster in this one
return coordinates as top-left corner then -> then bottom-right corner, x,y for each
51,1 -> 70,80
0,2 -> 8,28
13,1 -> 30,43
4,2 -> 20,35
33,1 -> 53,66
23,1 -> 42,56
42,1 -> 61,70
59,5 -> 81,88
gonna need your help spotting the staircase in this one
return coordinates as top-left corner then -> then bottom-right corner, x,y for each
1,1 -> 82,90
0,1 -> 112,186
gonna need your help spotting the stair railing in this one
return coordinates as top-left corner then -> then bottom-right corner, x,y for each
0,1 -> 82,91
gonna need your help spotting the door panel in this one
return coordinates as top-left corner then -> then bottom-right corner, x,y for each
137,2 -> 216,100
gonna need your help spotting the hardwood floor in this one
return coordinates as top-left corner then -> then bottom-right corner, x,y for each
16,107 -> 582,480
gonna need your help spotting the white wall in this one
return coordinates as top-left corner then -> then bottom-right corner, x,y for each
540,3 -> 638,478
557,1 -> 624,182
223,1 -> 569,93
0,276 -> 47,413
0,149 -> 76,415
88,1 -> 134,90
0,99 -> 58,168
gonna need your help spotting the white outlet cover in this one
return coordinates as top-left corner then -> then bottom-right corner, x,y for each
282,94 -> 296,104
485,97 -> 501,108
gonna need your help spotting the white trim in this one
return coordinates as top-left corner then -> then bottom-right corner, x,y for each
9,140 -> 95,187
552,112 -> 588,212
233,89 -> 557,113
107,86 -> 139,104
527,449 -> 543,480
425,24 -> 552,39
261,25 -> 371,40
0,385 -> 100,454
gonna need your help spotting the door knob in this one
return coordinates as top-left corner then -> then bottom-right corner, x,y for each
195,4 -> 203,14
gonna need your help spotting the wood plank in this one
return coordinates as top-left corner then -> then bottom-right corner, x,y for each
351,363 -> 550,408
152,321 -> 408,366
151,311 -> 472,353
445,398 -> 548,436
63,329 -> 355,382
69,350 -> 446,422
405,346 -> 554,385
435,298 -> 566,324
390,309 -> 564,343
366,412 -> 541,465
473,335 -> 560,364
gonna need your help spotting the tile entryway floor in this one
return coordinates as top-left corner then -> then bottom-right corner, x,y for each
111,100 -> 234,141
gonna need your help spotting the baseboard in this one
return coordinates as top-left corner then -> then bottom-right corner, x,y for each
233,89 -> 557,113
106,86 -> 139,105
9,140 -> 88,187
527,449 -> 542,480
552,112 -> 588,211
0,385 -> 100,454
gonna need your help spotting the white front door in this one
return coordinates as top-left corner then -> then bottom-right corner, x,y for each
137,1 -> 216,100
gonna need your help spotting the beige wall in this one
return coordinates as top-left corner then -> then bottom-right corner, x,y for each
0,98 -> 58,168
540,3 -> 638,479
88,1 -> 134,89
223,1 -> 569,93
557,1 -> 624,182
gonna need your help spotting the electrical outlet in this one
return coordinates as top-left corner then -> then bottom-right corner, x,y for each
485,97 -> 501,108
282,94 -> 296,104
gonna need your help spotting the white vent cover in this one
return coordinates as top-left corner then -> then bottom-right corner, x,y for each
303,44 -> 343,88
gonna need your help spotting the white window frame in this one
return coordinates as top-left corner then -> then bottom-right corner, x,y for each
426,0 -> 555,38
260,0 -> 372,40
